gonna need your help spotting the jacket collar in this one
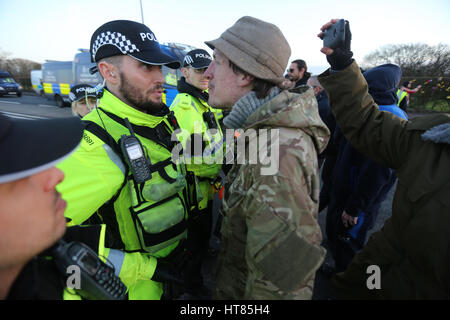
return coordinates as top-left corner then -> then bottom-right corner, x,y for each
97,89 -> 168,127
422,122 -> 450,145
223,87 -> 280,129
177,77 -> 209,103
294,73 -> 310,88
241,88 -> 330,154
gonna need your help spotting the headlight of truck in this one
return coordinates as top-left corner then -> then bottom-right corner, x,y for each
19,85 -> 23,90
0,87 -> 5,91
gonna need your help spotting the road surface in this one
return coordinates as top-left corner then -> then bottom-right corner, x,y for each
0,92 -> 73,119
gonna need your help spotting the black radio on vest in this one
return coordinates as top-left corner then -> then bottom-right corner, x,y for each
52,240 -> 127,300
120,118 -> 152,184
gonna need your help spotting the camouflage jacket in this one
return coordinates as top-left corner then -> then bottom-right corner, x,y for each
215,88 -> 330,299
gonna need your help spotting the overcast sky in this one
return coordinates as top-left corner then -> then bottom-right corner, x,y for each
1,0 -> 449,74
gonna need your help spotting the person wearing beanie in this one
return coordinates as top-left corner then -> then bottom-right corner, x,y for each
318,19 -> 450,299
203,16 -> 330,299
169,49 -> 224,299
321,64 -> 408,276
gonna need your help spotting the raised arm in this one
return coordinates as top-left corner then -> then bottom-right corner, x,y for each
317,19 -> 411,170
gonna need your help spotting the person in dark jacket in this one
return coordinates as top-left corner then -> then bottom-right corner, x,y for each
318,19 -> 450,299
287,59 -> 311,88
323,63 -> 409,273
1,115 -> 126,300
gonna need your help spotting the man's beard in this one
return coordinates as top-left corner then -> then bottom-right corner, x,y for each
288,74 -> 300,82
119,72 -> 166,114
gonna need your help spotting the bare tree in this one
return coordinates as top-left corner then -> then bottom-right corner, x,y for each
0,48 -> 41,89
361,43 -> 450,111
362,43 -> 450,77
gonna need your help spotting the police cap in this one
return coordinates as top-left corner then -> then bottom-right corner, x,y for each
69,84 -> 96,103
182,49 -> 212,69
0,115 -> 83,184
90,20 -> 180,69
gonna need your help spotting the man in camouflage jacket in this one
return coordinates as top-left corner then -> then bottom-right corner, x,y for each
203,16 -> 330,299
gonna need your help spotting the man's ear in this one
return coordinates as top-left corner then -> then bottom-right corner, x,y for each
98,61 -> 119,85
237,73 -> 254,88
180,67 -> 189,79
299,67 -> 306,77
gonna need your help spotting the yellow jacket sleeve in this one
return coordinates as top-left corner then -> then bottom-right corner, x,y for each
56,130 -> 125,225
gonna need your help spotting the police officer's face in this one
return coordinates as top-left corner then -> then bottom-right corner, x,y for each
184,67 -> 209,92
0,167 -> 66,269
118,55 -> 165,112
204,49 -> 252,109
74,97 -> 96,117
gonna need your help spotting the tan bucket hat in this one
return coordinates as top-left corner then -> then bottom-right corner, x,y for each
205,16 -> 291,85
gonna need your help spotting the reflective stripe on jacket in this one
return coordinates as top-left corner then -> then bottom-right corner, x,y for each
396,89 -> 407,106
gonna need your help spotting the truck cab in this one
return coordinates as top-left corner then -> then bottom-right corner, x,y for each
42,50 -> 102,108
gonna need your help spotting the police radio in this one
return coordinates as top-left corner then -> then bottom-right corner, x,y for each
120,118 -> 152,184
203,111 -> 218,130
52,240 -> 127,300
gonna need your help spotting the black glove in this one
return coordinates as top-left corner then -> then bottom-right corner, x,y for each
152,259 -> 185,286
326,20 -> 354,71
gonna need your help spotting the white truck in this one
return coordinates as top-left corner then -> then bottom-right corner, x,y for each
42,49 -> 102,107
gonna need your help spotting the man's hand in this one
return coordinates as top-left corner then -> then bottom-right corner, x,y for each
341,211 -> 358,228
318,19 -> 354,70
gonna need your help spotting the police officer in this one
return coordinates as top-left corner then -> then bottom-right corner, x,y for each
0,114 -> 108,300
170,49 -> 224,298
69,84 -> 97,118
56,20 -> 191,300
0,115 -> 81,299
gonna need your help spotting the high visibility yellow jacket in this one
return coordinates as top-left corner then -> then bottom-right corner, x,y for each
165,72 -> 178,86
396,89 -> 408,106
210,107 -> 223,121
170,81 -> 224,210
57,90 -> 190,300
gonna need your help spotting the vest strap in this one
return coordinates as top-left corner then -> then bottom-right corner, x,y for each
98,108 -> 176,151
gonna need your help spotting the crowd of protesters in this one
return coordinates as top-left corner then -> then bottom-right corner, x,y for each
1,17 -> 449,301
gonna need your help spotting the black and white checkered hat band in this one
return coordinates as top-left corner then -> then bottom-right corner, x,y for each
92,31 -> 140,60
183,55 -> 194,65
